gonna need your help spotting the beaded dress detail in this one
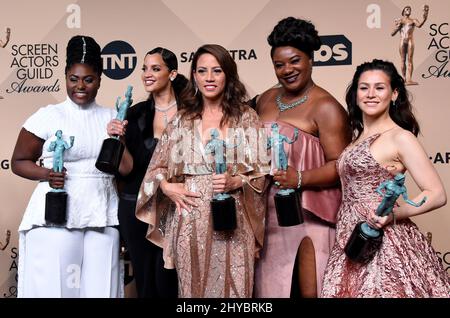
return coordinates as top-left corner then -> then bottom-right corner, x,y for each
321,134 -> 450,297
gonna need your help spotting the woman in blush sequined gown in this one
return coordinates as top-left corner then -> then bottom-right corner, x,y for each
254,17 -> 351,298
321,59 -> 449,298
135,44 -> 269,298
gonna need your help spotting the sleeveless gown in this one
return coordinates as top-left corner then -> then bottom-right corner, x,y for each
321,134 -> 450,297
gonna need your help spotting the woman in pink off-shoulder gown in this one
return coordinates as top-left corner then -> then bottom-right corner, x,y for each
321,59 -> 449,298
254,17 -> 351,298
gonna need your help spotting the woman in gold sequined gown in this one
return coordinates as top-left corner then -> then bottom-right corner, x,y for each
321,59 -> 449,297
135,44 -> 269,298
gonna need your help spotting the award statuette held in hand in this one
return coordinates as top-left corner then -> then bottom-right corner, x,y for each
345,173 -> 427,263
205,129 -> 237,231
268,123 -> 302,227
45,130 -> 74,225
96,85 -> 133,174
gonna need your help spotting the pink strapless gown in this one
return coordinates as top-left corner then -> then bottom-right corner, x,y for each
254,121 -> 341,297
321,134 -> 450,297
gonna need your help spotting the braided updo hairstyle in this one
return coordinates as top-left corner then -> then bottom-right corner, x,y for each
267,17 -> 321,58
65,35 -> 103,76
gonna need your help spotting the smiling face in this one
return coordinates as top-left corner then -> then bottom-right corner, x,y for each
357,70 -> 398,117
272,46 -> 312,94
141,53 -> 175,94
65,63 -> 101,106
193,53 -> 226,102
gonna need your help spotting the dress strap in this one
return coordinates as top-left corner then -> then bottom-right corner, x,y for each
378,126 -> 397,136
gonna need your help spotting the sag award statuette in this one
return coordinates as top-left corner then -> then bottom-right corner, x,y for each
267,123 -> 302,226
205,129 -> 238,231
45,130 -> 74,225
0,229 -> 11,251
345,173 -> 427,262
391,5 -> 429,85
96,85 -> 133,173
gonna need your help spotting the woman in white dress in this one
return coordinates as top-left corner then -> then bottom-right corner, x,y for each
11,35 -> 132,297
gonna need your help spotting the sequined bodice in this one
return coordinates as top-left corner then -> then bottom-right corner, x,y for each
322,133 -> 450,297
338,134 -> 392,210
335,134 -> 393,246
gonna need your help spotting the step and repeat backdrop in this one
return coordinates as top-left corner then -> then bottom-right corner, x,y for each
1,0 -> 449,297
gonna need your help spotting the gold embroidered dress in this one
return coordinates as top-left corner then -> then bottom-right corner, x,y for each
136,107 -> 269,298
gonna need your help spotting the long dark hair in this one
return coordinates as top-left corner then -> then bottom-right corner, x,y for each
180,44 -> 248,127
346,59 -> 420,139
145,47 -> 188,106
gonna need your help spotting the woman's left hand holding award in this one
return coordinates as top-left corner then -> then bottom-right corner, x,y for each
45,130 -> 74,225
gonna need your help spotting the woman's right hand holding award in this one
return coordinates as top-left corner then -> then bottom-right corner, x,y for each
268,123 -> 303,227
96,86 -> 133,174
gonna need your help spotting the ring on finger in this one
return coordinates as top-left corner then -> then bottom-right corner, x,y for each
275,181 -> 280,187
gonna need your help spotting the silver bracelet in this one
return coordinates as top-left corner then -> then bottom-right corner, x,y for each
296,170 -> 302,189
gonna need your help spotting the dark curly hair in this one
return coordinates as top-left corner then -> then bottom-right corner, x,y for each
180,44 -> 248,127
346,59 -> 420,139
65,35 -> 103,76
267,17 -> 321,58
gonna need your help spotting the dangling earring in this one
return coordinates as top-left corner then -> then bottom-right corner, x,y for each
194,81 -> 198,95
392,99 -> 398,109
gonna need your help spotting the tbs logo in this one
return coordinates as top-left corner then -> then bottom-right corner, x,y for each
314,35 -> 352,66
101,40 -> 137,80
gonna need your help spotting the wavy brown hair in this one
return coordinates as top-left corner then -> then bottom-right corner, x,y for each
346,59 -> 420,139
180,44 -> 248,127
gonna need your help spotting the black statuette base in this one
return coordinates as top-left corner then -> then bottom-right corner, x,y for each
45,191 -> 67,225
95,138 -> 124,174
274,191 -> 303,227
211,196 -> 237,231
344,222 -> 384,263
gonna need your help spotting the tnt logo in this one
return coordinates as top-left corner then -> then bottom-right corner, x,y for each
101,40 -> 137,80
314,35 -> 352,66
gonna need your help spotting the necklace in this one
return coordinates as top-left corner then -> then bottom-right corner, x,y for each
155,100 -> 177,127
276,84 -> 315,112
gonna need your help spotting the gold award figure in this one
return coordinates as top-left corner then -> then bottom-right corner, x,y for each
0,27 -> 10,99
391,5 -> 429,85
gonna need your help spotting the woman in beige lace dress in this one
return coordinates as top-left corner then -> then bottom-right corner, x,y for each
135,44 -> 269,298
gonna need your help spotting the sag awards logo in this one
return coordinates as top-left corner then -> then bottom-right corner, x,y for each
0,27 -> 11,99
101,40 -> 137,80
1,158 -> 43,171
313,35 -> 352,67
6,42 -> 60,94
423,21 -> 450,80
1,159 -> 10,170
426,232 -> 450,275
1,229 -> 17,298
437,251 -> 450,275
429,152 -> 450,164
